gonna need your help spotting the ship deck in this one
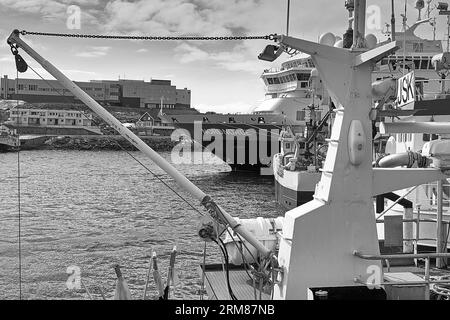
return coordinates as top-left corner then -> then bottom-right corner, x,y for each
199,264 -> 271,300
200,246 -> 450,300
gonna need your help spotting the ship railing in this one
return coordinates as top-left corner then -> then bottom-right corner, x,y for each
353,250 -> 450,300
381,182 -> 450,209
375,218 -> 450,249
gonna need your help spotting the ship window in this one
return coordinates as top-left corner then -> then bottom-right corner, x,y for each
296,73 -> 310,81
229,117 -> 236,123
300,82 -> 307,88
273,78 -> 280,84
258,117 -> 265,124
413,42 -> 424,52
267,78 -> 274,85
296,110 -> 306,121
414,59 -> 421,69
289,74 -> 296,81
420,59 -> 430,69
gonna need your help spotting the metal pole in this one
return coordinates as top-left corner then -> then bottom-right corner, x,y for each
437,180 -> 447,268
376,186 -> 418,221
391,0 -> 396,41
286,0 -> 290,36
448,15 -> 450,52
7,30 -> 272,258
353,0 -> 367,48
415,205 -> 421,266
425,258 -> 430,300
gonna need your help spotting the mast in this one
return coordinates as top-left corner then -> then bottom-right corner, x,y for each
286,0 -> 290,36
391,0 -> 396,41
402,0 -> 407,74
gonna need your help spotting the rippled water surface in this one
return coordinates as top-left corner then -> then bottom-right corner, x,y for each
0,150 -> 284,300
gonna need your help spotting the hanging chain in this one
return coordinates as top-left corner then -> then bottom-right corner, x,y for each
19,30 -> 277,41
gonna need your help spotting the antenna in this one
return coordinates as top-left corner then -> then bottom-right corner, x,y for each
416,0 -> 425,20
286,0 -> 291,36
391,0 -> 396,40
403,0 -> 407,74
427,0 -> 437,40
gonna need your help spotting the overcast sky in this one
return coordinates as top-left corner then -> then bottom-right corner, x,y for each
0,0 -> 448,113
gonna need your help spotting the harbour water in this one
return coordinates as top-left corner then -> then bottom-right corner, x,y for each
0,150 -> 283,300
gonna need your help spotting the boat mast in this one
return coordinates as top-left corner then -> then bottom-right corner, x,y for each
286,0 -> 290,36
391,0 -> 396,41
402,0 -> 407,74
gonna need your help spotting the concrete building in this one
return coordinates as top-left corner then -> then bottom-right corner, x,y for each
1,75 -> 191,110
1,75 -> 120,104
100,79 -> 191,109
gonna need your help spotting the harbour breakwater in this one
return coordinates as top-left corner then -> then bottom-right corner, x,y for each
21,135 -> 179,152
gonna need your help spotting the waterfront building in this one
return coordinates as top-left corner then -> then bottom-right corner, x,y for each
1,75 -> 120,104
98,79 -> 191,109
7,107 -> 101,135
1,75 -> 191,109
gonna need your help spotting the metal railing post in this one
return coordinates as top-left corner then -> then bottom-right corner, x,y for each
425,257 -> 430,300
437,180 -> 447,268
415,205 -> 421,267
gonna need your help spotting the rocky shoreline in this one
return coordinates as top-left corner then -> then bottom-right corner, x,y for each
22,135 -> 179,152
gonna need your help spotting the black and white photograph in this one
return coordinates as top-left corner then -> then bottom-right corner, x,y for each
1,0 -> 450,309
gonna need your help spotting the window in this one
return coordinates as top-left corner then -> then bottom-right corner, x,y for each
420,59 -> 430,70
414,59 -> 421,70
413,42 -> 424,52
273,78 -> 280,84
296,110 -> 306,121
17,84 -> 24,91
29,84 -> 38,91
296,73 -> 310,81
267,78 -> 274,85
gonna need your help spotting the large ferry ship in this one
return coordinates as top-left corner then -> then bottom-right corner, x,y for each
162,55 -> 331,173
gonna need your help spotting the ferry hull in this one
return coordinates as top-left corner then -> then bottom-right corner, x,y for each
173,122 -> 282,173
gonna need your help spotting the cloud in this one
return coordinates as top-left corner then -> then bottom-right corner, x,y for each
175,41 -> 271,73
0,55 -> 14,62
75,46 -> 111,58
0,0 -> 66,19
0,0 -> 100,27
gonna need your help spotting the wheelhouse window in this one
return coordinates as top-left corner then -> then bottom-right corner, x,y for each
296,110 -> 306,121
